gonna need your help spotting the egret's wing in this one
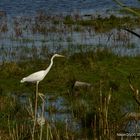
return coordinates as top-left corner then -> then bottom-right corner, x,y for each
23,70 -> 45,82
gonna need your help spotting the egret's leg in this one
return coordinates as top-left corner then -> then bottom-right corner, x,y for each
39,94 -> 45,140
32,81 -> 39,139
34,81 -> 39,122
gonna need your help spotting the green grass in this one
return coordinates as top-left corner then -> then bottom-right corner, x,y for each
1,50 -> 140,139
1,50 -> 140,96
63,14 -> 140,32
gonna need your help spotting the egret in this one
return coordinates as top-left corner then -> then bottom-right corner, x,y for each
20,53 -> 64,138
20,54 -> 65,83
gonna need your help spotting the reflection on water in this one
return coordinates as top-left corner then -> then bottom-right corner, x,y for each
18,94 -> 81,131
125,120 -> 140,133
17,94 -> 140,133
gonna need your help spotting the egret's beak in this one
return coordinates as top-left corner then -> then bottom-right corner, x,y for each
58,54 -> 65,57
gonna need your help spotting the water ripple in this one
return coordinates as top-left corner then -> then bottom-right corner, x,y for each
0,0 -> 139,17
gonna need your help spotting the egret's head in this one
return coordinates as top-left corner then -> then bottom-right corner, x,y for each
20,78 -> 26,83
53,54 -> 65,58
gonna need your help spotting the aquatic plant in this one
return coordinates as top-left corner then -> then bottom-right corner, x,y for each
114,0 -> 140,17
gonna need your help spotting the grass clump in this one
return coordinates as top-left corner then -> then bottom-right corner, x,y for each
63,14 -> 140,32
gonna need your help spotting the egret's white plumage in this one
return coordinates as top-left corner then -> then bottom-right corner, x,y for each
20,54 -> 64,83
20,54 -> 64,137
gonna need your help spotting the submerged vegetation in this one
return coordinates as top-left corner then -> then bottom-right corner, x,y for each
1,4 -> 140,139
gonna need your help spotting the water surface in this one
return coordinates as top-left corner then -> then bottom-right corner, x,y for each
0,0 -> 140,17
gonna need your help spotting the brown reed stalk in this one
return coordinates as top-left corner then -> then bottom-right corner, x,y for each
113,0 -> 140,17
93,114 -> 97,140
98,81 -> 112,139
129,84 -> 140,106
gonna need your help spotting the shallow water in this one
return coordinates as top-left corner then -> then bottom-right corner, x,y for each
0,0 -> 139,17
18,94 -> 81,131
0,27 -> 140,62
0,1 -> 140,62
17,94 -> 140,134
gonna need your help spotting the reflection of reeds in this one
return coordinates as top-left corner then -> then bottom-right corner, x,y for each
38,93 -> 45,140
0,22 -> 8,33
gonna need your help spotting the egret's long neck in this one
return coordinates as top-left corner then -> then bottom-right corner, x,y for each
44,55 -> 55,75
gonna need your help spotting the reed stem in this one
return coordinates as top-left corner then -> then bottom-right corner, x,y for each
32,81 -> 39,140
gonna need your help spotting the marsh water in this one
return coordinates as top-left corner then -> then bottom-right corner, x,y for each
1,22 -> 140,62
17,93 -> 140,134
0,1 -> 140,62
17,93 -> 81,132
0,0 -> 139,17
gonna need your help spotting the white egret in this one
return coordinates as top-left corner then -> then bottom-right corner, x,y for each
20,54 -> 64,83
20,53 -> 64,138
